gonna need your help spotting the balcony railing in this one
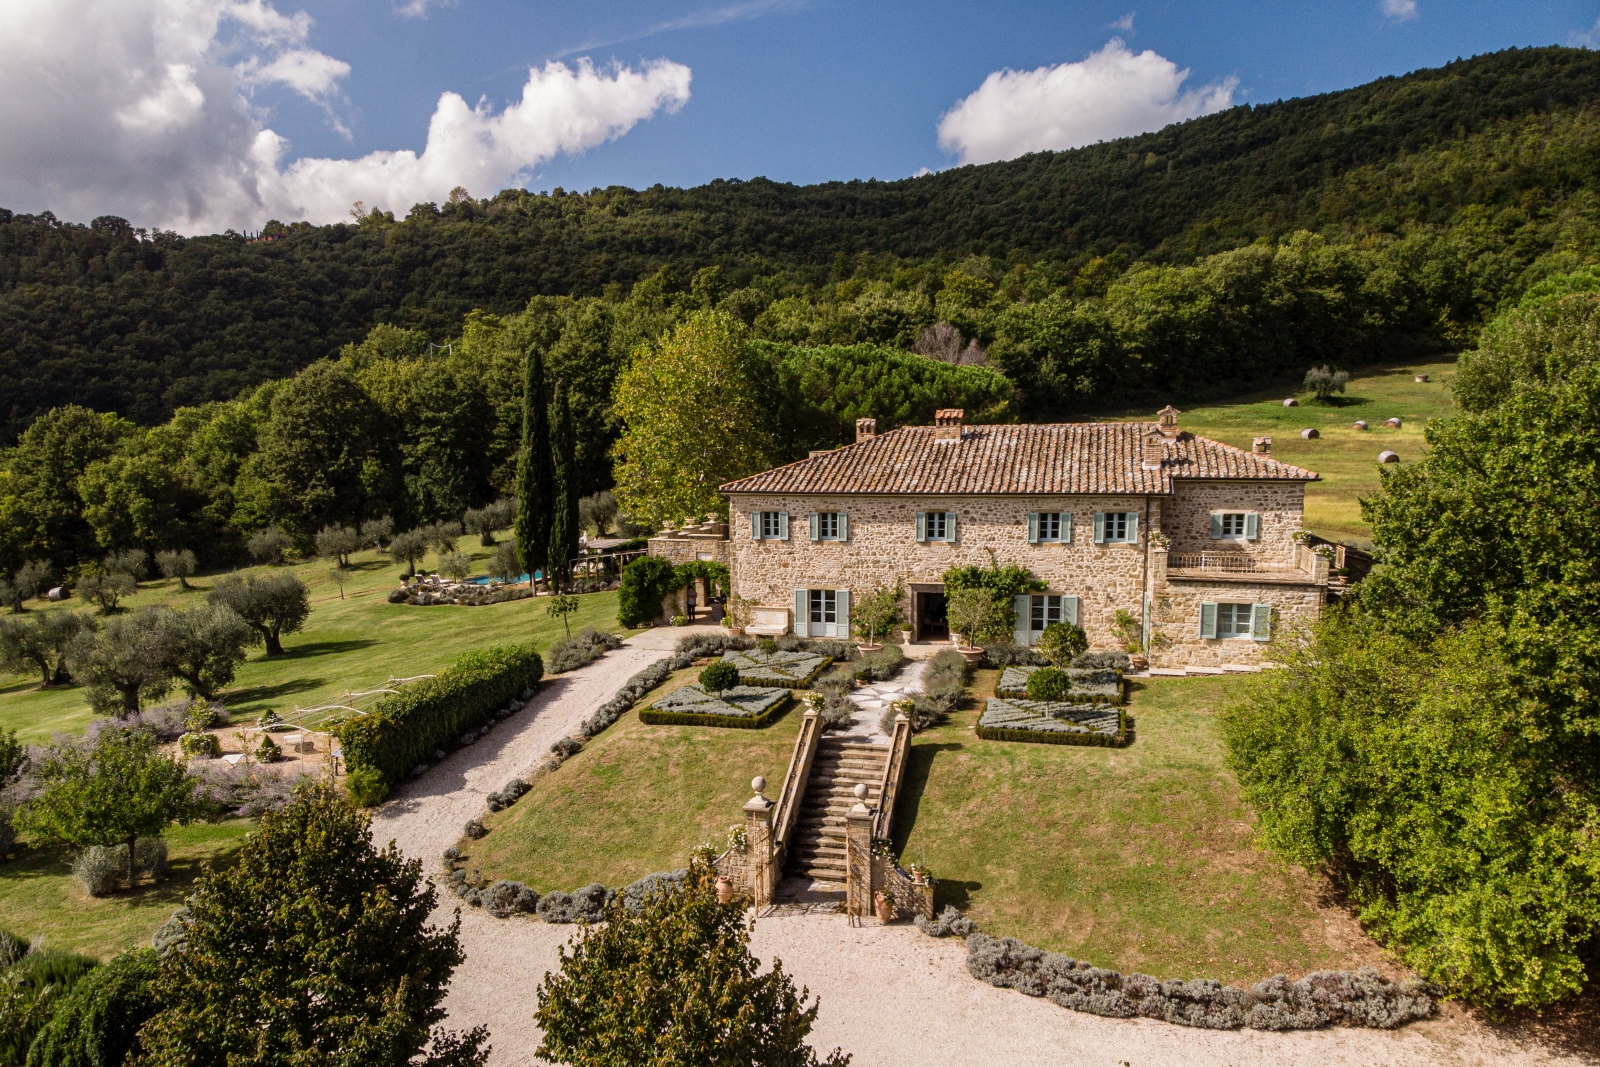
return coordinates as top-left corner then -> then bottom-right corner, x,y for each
1167,552 -> 1264,573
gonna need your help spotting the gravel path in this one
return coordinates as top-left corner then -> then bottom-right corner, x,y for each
370,648 -> 1582,1067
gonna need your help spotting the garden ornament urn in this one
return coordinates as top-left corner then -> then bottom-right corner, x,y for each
874,890 -> 894,924
716,875 -> 736,905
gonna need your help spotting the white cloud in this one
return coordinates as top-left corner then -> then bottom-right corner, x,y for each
394,0 -> 456,20
0,0 -> 691,233
1109,12 -> 1135,32
1570,16 -> 1600,48
936,39 -> 1236,166
1381,0 -> 1418,22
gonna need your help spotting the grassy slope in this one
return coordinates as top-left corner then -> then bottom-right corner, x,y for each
893,671 -> 1377,983
467,667 -> 801,891
0,536 -> 621,741
0,820 -> 253,959
1124,359 -> 1458,545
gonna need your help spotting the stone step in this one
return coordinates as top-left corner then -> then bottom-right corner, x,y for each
817,740 -> 889,754
791,843 -> 846,861
812,755 -> 887,770
799,864 -> 846,880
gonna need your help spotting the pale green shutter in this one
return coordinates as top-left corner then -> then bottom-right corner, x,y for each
1027,513 -> 1039,543
808,513 -> 819,541
1013,595 -> 1029,645
778,512 -> 789,540
794,589 -> 808,637
751,511 -> 761,540
1252,603 -> 1272,642
1199,602 -> 1218,639
835,590 -> 851,639
1062,513 -> 1073,543
1127,512 -> 1139,543
1093,512 -> 1106,543
915,512 -> 926,542
946,512 -> 958,543
1246,512 -> 1260,541
1063,596 -> 1080,627
838,513 -> 849,541
1210,513 -> 1223,539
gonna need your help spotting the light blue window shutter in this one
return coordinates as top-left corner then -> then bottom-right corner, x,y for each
915,512 -> 926,543
1210,513 -> 1223,539
1252,603 -> 1273,642
751,511 -> 761,540
835,589 -> 851,639
1062,513 -> 1073,544
1027,513 -> 1039,543
1246,512 -> 1260,541
838,513 -> 849,541
1199,602 -> 1218,639
1127,512 -> 1139,543
1013,595 -> 1029,645
794,589 -> 808,637
1093,512 -> 1106,543
1063,596 -> 1080,627
808,513 -> 819,541
778,511 -> 789,540
946,512 -> 958,543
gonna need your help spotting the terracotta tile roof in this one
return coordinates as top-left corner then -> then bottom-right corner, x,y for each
720,423 -> 1318,496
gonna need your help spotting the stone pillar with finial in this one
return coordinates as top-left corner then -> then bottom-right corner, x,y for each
743,776 -> 775,907
845,783 -> 874,919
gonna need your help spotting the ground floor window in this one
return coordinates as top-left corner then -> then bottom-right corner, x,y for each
1201,601 -> 1268,640
1027,594 -> 1079,642
1216,602 -> 1253,637
809,589 -> 837,627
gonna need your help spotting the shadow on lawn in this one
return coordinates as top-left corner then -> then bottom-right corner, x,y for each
1,841 -> 244,907
225,677 -> 324,706
276,639 -> 379,661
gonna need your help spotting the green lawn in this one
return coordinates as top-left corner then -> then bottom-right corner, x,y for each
466,666 -> 801,892
1112,358 -> 1459,544
0,820 -> 254,960
0,537 -> 622,742
893,671 -> 1378,984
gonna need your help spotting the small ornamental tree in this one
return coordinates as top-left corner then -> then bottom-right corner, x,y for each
76,572 -> 136,615
207,573 -> 310,656
17,729 -> 197,890
438,552 -> 473,581
134,785 -> 486,1067
535,858 -> 848,1067
154,549 -> 197,590
852,583 -> 903,645
699,660 -> 740,694
487,541 -> 522,584
388,528 -> 429,577
1304,365 -> 1350,402
1025,667 -> 1070,702
546,593 -> 580,637
945,587 -> 1010,648
314,525 -> 364,568
1035,621 -> 1088,667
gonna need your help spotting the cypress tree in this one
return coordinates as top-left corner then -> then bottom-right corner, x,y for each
548,381 -> 580,591
515,345 -> 553,589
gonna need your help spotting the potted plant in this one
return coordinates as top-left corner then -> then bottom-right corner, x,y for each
946,587 -> 1008,666
852,582 -> 903,654
873,889 -> 894,923
723,593 -> 753,636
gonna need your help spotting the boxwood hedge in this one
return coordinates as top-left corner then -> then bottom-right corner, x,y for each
640,686 -> 792,729
337,643 -> 543,794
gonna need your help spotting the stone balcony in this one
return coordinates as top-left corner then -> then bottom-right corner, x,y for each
1158,545 -> 1329,586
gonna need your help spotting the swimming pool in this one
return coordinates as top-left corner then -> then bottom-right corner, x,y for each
468,570 -> 539,585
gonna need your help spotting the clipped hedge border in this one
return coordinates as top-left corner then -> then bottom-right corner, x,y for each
337,643 -> 544,791
639,692 -> 793,730
723,652 -> 833,689
976,711 -> 1133,748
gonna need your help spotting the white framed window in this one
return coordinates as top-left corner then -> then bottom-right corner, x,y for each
1210,512 -> 1260,540
753,510 -> 789,541
1200,602 -> 1272,641
808,511 -> 848,541
795,588 -> 851,637
809,589 -> 837,627
1011,594 -> 1081,645
1093,511 -> 1138,544
1027,512 -> 1070,544
916,511 -> 957,543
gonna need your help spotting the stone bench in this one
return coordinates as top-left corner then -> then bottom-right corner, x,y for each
747,607 -> 791,637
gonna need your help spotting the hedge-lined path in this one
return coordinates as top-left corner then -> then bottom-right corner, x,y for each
370,647 -> 1579,1067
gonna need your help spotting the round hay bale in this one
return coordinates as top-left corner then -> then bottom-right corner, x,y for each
1384,417 -> 1402,428
1378,450 -> 1400,464
1300,428 -> 1319,439
1414,374 -> 1429,383
1282,397 -> 1299,407
1351,420 -> 1368,431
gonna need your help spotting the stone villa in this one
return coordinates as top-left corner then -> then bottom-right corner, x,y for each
712,406 -> 1334,669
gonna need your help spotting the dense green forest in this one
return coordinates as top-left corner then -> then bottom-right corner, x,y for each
4,46 -> 1600,437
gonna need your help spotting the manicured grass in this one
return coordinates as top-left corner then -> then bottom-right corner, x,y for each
466,667 -> 801,892
0,819 -> 254,960
892,670 -> 1373,984
1111,359 -> 1459,544
0,537 -> 622,742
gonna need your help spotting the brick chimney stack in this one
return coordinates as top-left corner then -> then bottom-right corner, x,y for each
1253,436 -> 1273,455
934,408 -> 965,441
855,417 -> 877,443
1157,404 -> 1181,439
1141,431 -> 1165,470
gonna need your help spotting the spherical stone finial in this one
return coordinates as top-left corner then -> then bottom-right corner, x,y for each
752,776 -> 766,794
853,783 -> 868,800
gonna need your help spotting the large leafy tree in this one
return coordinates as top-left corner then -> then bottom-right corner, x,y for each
514,345 -> 553,587
0,406 -> 128,572
255,361 -> 376,540
207,573 -> 310,656
612,311 -> 779,527
536,858 -> 848,1067
17,729 -> 198,890
134,785 -> 486,1067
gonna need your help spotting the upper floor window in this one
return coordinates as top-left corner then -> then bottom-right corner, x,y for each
1093,511 -> 1138,544
1027,512 -> 1071,544
752,511 -> 789,540
1211,512 -> 1260,540
808,511 -> 848,541
916,511 -> 957,543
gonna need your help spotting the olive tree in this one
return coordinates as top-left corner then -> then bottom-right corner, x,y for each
76,572 -> 136,614
73,608 -> 175,716
578,491 -> 618,537
359,515 -> 394,549
314,525 -> 364,568
207,573 -> 310,657
15,559 -> 54,602
388,529 -> 429,577
0,611 -> 92,688
155,604 -> 252,701
246,526 -> 292,565
487,542 -> 522,584
104,549 -> 148,582
154,549 -> 197,590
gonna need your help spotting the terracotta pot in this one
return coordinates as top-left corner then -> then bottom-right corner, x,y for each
957,648 -> 984,668
874,891 -> 894,924
856,643 -> 883,654
1129,654 -> 1149,671
716,876 -> 735,905
724,625 -> 745,636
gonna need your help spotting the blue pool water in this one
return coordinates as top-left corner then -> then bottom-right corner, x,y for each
469,570 -> 538,585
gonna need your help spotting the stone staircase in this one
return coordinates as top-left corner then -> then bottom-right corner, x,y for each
785,736 -> 889,884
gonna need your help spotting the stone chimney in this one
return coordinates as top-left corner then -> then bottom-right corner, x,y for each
1157,404 -> 1181,438
934,408 -> 964,441
1141,431 -> 1165,470
855,417 -> 877,443
1253,436 -> 1272,455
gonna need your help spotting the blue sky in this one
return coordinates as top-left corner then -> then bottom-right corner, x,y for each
272,0 -> 1600,193
2,1 -> 1597,231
